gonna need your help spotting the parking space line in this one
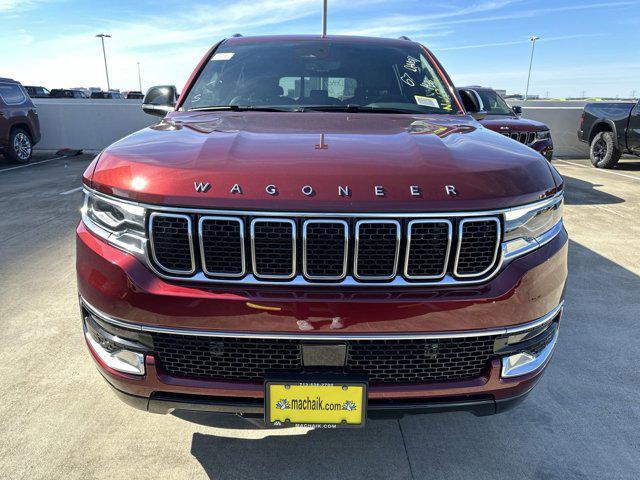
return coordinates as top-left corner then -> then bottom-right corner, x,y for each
60,186 -> 83,195
555,160 -> 640,182
0,157 -> 61,173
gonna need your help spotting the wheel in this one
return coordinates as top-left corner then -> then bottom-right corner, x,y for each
590,131 -> 621,169
4,128 -> 33,164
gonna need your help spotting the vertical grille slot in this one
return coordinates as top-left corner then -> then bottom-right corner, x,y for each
303,220 -> 348,280
354,220 -> 400,280
199,216 -> 245,277
404,220 -> 452,279
527,132 -> 536,144
251,219 -> 296,279
149,213 -> 195,274
454,217 -> 500,278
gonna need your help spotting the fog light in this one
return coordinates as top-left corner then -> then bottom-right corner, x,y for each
501,330 -> 559,378
85,327 -> 145,375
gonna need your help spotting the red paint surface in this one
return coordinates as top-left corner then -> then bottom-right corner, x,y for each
77,223 -> 567,335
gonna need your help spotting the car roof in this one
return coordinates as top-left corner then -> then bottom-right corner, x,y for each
222,34 -> 419,48
0,77 -> 18,83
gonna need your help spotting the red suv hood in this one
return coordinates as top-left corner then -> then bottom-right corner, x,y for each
479,115 -> 549,132
89,111 -> 558,212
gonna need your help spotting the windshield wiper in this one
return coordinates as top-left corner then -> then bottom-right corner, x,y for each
188,105 -> 294,112
299,104 -> 435,114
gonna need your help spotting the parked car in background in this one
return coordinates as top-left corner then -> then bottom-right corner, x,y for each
78,35 -> 567,426
457,86 -> 554,161
123,91 -> 144,99
24,86 -> 50,98
578,100 -> 640,168
90,91 -> 123,99
0,78 -> 41,163
50,88 -> 87,98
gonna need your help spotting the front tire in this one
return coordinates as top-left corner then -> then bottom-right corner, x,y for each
4,128 -> 33,164
590,131 -> 621,169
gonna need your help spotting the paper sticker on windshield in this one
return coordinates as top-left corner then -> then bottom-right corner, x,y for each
211,52 -> 235,61
414,96 -> 439,108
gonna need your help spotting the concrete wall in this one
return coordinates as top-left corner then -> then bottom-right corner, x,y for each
519,106 -> 587,157
33,98 -> 590,157
33,98 -> 155,152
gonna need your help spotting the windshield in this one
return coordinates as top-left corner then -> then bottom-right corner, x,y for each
475,89 -> 514,115
183,40 -> 461,114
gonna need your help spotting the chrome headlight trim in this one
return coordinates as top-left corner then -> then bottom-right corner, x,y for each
503,192 -> 563,261
81,189 -> 147,254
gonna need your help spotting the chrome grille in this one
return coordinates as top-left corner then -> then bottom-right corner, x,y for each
251,219 -> 296,279
147,212 -> 503,285
404,220 -> 452,279
149,213 -> 194,274
354,220 -> 400,280
303,220 -> 348,280
454,218 -> 500,277
501,131 -> 537,145
199,216 -> 245,277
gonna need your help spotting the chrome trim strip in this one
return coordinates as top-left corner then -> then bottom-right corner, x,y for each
302,219 -> 349,281
501,328 -> 559,378
250,218 -> 297,280
404,219 -> 452,280
80,298 -> 563,341
198,216 -> 246,278
148,212 -> 196,275
453,217 -> 501,279
353,219 -> 401,281
83,186 -> 563,219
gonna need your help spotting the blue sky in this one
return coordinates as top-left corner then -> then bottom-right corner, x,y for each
1,0 -> 638,97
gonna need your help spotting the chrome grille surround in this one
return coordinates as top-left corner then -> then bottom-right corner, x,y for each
148,212 -> 196,275
198,216 -> 246,278
404,219 -> 453,280
302,219 -> 349,280
353,220 -> 401,281
453,217 -> 501,278
250,218 -> 297,280
501,131 -> 537,146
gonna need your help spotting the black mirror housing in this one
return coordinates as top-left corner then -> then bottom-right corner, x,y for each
142,85 -> 178,117
512,105 -> 523,115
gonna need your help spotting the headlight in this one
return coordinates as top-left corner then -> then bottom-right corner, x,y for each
503,193 -> 563,260
535,130 -> 551,140
82,189 -> 147,254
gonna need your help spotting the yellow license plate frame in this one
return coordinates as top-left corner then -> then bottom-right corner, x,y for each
265,379 -> 367,428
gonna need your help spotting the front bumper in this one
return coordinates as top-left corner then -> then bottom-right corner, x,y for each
77,221 -> 567,417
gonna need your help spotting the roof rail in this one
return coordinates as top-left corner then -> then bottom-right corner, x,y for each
231,33 -> 243,38
397,36 -> 412,41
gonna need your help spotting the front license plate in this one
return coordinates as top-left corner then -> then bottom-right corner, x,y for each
265,380 -> 366,428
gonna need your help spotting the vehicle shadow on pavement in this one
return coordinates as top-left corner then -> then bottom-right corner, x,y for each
614,158 -> 640,171
184,239 -> 640,480
562,174 -> 625,205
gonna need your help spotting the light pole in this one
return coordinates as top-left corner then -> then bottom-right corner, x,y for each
96,34 -> 111,91
137,62 -> 142,92
321,0 -> 327,37
524,35 -> 540,101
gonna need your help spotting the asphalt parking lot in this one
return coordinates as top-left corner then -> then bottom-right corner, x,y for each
0,153 -> 639,480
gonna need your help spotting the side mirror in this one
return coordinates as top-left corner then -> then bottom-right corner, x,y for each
142,85 -> 178,117
457,88 -> 487,121
512,105 -> 523,115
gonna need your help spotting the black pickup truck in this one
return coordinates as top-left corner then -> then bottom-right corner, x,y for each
578,100 -> 640,168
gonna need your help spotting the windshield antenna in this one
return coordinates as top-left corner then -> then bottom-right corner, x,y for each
322,0 -> 327,37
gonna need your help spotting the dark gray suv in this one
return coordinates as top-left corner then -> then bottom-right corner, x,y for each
0,78 -> 41,163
